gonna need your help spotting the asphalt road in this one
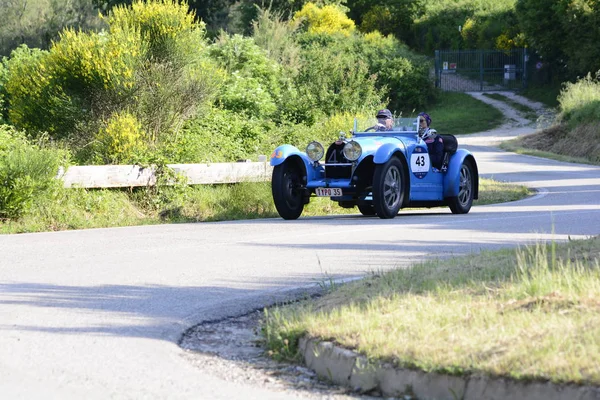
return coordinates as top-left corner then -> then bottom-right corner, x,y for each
1,118 -> 599,399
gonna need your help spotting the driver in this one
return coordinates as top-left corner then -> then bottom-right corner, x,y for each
369,109 -> 394,131
418,112 -> 444,171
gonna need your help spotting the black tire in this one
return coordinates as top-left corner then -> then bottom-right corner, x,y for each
372,157 -> 404,219
358,204 -> 376,216
272,162 -> 305,220
448,160 -> 475,214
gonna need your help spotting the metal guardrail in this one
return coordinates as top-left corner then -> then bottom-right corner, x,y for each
57,161 -> 274,188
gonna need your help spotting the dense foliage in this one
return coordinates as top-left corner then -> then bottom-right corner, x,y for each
0,1 -> 433,168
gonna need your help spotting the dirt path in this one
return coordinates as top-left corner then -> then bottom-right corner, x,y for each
459,91 -> 554,146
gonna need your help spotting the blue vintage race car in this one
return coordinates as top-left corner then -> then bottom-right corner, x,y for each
270,117 -> 478,219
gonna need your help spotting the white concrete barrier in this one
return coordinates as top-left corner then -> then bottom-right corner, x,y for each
57,161 -> 273,188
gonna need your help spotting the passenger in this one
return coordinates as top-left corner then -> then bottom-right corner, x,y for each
367,109 -> 394,132
417,112 -> 444,171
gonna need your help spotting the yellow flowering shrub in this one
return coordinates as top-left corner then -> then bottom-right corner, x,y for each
106,0 -> 204,61
48,28 -> 142,93
5,28 -> 143,139
293,3 -> 355,37
460,17 -> 478,48
95,111 -> 145,164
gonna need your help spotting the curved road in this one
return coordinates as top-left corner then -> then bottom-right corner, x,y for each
1,100 -> 599,398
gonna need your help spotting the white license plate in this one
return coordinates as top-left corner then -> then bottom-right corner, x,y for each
315,187 -> 342,197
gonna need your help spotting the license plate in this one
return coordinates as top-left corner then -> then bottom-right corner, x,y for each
315,187 -> 342,197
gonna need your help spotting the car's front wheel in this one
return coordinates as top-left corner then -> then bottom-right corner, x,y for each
372,157 -> 405,219
447,160 -> 475,214
272,161 -> 305,220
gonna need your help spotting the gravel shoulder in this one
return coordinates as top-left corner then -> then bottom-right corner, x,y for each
180,310 -> 380,399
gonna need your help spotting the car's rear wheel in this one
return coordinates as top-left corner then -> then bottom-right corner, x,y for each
448,160 -> 475,214
373,157 -> 404,219
357,204 -> 376,216
272,161 -> 305,220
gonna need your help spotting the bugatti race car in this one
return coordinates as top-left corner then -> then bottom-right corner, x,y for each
270,117 -> 478,219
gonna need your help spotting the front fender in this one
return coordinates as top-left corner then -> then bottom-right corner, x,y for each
270,144 -> 323,182
372,142 -> 406,164
443,149 -> 479,198
270,145 -> 311,167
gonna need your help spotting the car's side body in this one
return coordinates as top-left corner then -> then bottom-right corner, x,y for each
270,117 -> 479,219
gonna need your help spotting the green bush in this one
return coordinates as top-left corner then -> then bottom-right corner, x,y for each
294,33 -> 383,118
251,8 -> 303,74
251,9 -> 433,119
0,125 -> 68,219
359,32 -> 435,112
171,107 -> 276,163
558,72 -> 600,126
208,34 -> 285,120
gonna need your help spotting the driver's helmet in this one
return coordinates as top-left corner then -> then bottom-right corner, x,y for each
376,108 -> 393,125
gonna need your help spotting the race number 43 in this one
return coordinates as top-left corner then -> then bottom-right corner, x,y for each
411,153 -> 430,173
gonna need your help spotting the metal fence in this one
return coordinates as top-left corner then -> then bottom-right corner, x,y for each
434,49 -> 528,92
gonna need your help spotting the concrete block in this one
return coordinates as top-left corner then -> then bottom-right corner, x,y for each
349,356 -> 378,393
465,376 -> 600,400
302,339 -> 356,385
377,364 -> 467,400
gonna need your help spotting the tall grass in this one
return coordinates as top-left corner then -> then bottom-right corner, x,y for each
558,72 -> 600,126
502,73 -> 600,164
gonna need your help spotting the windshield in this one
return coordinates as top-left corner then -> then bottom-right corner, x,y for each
354,117 -> 418,133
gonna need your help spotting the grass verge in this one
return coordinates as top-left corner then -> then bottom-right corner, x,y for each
428,92 -> 505,135
0,178 -> 531,234
520,85 -> 561,108
261,236 -> 600,386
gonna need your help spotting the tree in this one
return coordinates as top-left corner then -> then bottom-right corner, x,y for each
346,0 -> 423,43
515,0 -> 567,74
0,0 -> 101,57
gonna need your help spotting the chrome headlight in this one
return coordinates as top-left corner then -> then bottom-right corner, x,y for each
343,140 -> 362,161
306,141 -> 324,161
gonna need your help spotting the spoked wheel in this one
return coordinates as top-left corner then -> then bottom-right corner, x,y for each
448,160 -> 474,214
372,157 -> 405,219
357,204 -> 376,216
272,162 -> 305,220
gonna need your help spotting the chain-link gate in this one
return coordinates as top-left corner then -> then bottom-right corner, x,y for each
434,49 -> 528,92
